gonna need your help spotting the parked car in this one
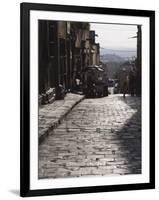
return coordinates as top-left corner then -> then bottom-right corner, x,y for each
83,65 -> 108,98
108,79 -> 114,87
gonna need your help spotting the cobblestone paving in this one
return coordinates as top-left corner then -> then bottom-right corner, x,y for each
39,94 -> 141,179
39,93 -> 84,143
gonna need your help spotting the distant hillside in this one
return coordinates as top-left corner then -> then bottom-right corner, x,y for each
100,53 -> 134,79
100,54 -> 125,63
100,48 -> 136,59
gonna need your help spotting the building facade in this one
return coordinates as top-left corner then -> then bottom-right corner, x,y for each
39,20 -> 100,105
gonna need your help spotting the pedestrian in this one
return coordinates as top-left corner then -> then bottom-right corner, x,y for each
74,72 -> 81,92
129,66 -> 136,96
120,68 -> 128,98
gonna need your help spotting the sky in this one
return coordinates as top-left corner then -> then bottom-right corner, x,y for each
90,23 -> 137,50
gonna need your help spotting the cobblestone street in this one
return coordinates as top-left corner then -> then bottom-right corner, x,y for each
39,94 -> 141,179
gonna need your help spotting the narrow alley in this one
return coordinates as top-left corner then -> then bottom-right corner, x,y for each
39,94 -> 141,179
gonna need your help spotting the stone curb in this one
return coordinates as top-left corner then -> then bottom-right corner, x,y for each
39,95 -> 85,144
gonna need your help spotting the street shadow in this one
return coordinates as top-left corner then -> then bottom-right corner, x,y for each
117,95 -> 141,110
110,101 -> 141,174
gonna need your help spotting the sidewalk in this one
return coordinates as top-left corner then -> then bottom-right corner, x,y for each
39,93 -> 85,144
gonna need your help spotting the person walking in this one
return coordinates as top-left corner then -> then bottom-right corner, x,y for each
120,68 -> 128,98
129,66 -> 136,96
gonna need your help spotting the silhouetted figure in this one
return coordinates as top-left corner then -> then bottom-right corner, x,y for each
129,66 -> 136,96
120,68 -> 128,98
